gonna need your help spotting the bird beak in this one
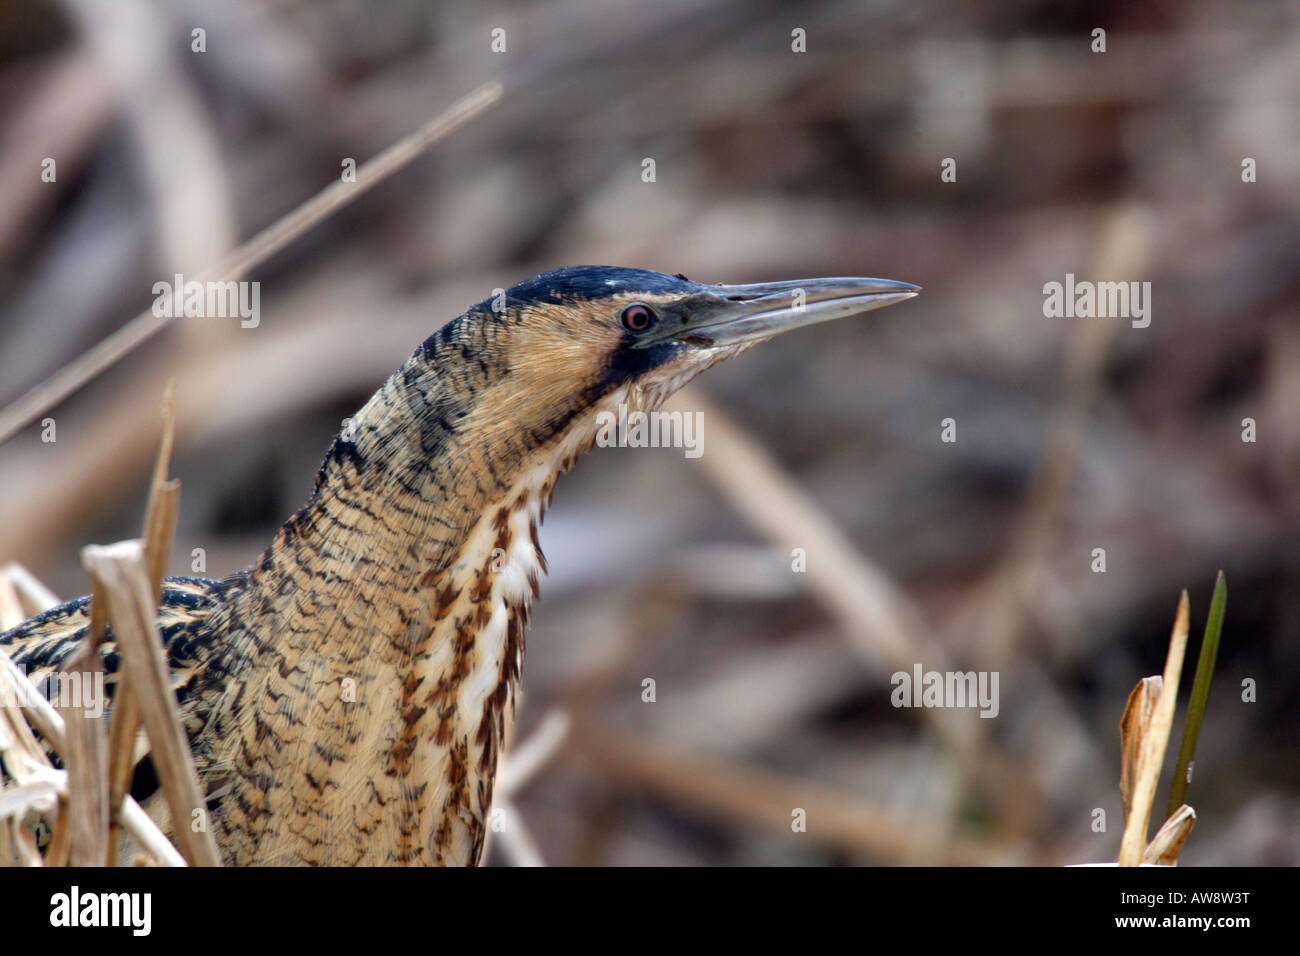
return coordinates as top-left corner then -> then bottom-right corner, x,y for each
664,276 -> 920,348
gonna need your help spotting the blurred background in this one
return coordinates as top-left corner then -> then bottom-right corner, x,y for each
0,0 -> 1296,865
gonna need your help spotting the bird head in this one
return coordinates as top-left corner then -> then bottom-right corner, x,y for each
450,266 -> 920,464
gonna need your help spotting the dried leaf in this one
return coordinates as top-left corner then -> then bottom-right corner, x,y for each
1144,804 -> 1196,865
1118,675 -> 1161,818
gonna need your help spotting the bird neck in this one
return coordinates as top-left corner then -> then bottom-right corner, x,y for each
198,329 -> 582,864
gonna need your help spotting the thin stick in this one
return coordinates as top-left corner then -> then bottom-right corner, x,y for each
667,390 -> 976,760
0,82 -> 503,446
1117,591 -> 1189,866
1,563 -> 63,617
497,709 -> 571,798
118,793 -> 186,866
0,572 -> 22,630
0,650 -> 66,753
575,725 -> 1008,865
491,799 -> 547,867
0,779 -> 60,821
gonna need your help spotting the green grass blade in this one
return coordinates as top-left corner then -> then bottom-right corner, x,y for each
1167,571 -> 1227,818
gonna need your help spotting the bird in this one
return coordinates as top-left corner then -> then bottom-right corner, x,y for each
1,266 -> 918,865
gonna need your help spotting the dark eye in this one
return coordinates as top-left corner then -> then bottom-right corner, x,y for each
620,303 -> 655,333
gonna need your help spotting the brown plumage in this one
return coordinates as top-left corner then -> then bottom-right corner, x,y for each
1,266 -> 918,865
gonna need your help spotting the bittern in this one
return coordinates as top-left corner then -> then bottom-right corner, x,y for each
2,266 -> 918,865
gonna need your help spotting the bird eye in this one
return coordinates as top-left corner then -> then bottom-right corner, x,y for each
620,303 -> 655,333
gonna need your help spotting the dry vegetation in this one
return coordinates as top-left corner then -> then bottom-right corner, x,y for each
1,0 -> 1297,865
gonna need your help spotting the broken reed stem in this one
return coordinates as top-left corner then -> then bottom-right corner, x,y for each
143,380 -> 178,600
82,541 -> 220,866
0,385 -> 193,866
108,385 -> 180,865
1117,591 -> 1189,866
60,641 -> 108,866
0,82 -> 502,447
0,648 -> 185,865
103,685 -> 142,867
